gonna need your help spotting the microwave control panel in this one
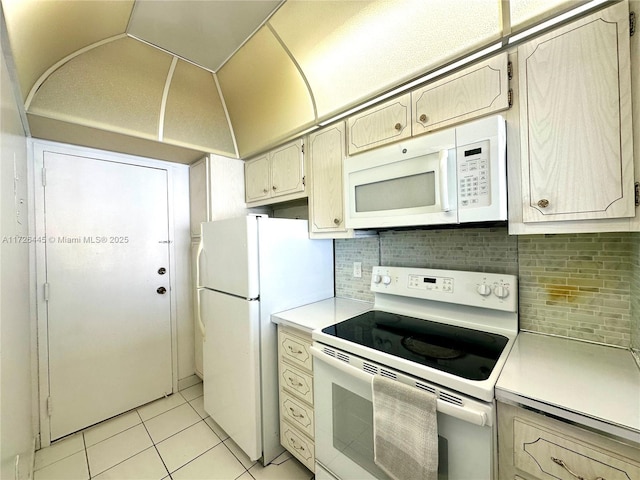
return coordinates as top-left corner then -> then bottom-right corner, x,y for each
457,140 -> 490,209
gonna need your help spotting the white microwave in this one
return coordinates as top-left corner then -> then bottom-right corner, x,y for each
344,115 -> 507,229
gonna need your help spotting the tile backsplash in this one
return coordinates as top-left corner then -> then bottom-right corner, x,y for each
335,228 -> 638,349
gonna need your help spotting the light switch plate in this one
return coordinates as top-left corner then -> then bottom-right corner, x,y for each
353,262 -> 362,278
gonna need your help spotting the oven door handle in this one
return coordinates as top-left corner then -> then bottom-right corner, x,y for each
311,346 -> 489,427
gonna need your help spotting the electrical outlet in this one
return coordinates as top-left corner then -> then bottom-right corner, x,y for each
353,262 -> 362,278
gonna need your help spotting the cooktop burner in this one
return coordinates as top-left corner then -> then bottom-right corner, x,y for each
320,310 -> 509,381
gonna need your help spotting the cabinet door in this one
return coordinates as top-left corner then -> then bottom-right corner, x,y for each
347,93 -> 411,155
189,157 -> 209,236
309,123 -> 348,233
519,1 -> 634,223
244,154 -> 271,203
412,53 -> 510,135
270,140 -> 304,197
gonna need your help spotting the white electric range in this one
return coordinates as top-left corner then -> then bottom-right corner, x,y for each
311,266 -> 518,480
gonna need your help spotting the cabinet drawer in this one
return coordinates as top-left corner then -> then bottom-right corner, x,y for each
279,329 -> 312,371
347,93 -> 411,155
281,423 -> 315,472
280,389 -> 314,438
514,418 -> 640,480
280,364 -> 314,405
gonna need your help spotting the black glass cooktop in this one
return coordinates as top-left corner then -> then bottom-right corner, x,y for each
321,310 -> 509,381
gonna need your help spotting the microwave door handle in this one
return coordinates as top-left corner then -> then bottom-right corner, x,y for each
439,149 -> 452,212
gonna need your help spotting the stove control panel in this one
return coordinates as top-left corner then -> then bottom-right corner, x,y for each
371,266 -> 517,312
407,274 -> 454,293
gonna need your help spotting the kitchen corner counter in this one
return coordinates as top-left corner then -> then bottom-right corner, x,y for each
271,297 -> 373,334
496,332 -> 640,443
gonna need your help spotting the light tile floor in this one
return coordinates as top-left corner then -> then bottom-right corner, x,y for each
34,382 -> 314,480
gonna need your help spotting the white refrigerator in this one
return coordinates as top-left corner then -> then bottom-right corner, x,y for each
197,215 -> 334,465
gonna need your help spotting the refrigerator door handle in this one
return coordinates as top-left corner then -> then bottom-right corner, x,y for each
196,288 -> 206,339
196,240 -> 206,338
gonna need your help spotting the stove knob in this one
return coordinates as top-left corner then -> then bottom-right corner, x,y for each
493,285 -> 509,299
477,284 -> 492,296
372,274 -> 382,284
382,275 -> 392,285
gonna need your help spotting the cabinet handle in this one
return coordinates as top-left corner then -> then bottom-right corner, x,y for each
333,218 -> 341,225
272,185 -> 277,191
287,345 -> 303,355
551,457 -> 606,480
287,376 -> 303,387
419,113 -> 428,123
537,199 -> 549,208
263,188 -> 268,194
394,122 -> 402,131
288,436 -> 306,452
289,407 -> 304,418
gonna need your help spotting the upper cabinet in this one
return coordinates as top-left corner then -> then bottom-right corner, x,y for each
513,0 -> 637,230
308,122 -> 355,238
411,53 -> 510,136
345,52 -> 512,156
346,94 -> 411,155
245,139 -> 306,206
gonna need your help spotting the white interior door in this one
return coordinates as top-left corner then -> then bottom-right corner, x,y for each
43,151 -> 173,440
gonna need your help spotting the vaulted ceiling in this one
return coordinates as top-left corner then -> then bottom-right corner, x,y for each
1,0 -> 579,163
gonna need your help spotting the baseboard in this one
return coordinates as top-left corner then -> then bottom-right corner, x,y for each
177,374 -> 202,391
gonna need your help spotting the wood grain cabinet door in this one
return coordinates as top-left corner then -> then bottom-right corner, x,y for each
347,93 -> 411,155
270,140 -> 304,198
309,123 -> 347,233
244,155 -> 271,203
411,52 -> 510,136
518,1 -> 635,223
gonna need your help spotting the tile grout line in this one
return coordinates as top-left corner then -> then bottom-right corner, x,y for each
82,432 -> 91,479
140,414 -> 172,480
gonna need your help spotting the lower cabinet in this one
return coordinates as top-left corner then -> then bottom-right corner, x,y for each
277,325 -> 316,472
497,402 -> 640,480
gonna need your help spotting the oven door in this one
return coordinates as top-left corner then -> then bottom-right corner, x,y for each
312,346 -> 496,480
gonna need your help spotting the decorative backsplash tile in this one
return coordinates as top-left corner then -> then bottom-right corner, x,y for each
380,228 -> 518,275
518,233 -> 633,348
335,228 -> 637,349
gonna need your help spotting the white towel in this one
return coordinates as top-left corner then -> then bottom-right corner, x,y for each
372,375 -> 438,480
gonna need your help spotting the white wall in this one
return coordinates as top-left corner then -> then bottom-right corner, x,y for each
1,35 -> 34,480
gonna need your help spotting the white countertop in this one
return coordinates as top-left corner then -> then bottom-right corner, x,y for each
271,297 -> 373,334
496,332 -> 640,443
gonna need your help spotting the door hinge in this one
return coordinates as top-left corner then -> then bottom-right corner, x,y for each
630,11 -> 636,36
507,61 -> 513,80
302,175 -> 306,187
47,396 -> 53,416
508,88 -> 513,108
42,167 -> 46,187
635,181 -> 639,206
301,143 -> 305,154
44,283 -> 50,301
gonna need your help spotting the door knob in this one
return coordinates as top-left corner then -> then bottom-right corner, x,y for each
157,286 -> 167,294
158,267 -> 166,275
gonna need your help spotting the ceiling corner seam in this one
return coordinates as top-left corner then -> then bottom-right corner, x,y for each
158,56 -> 178,142
213,72 -> 240,159
1,4 -> 31,137
24,33 -> 127,111
266,22 -> 318,122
